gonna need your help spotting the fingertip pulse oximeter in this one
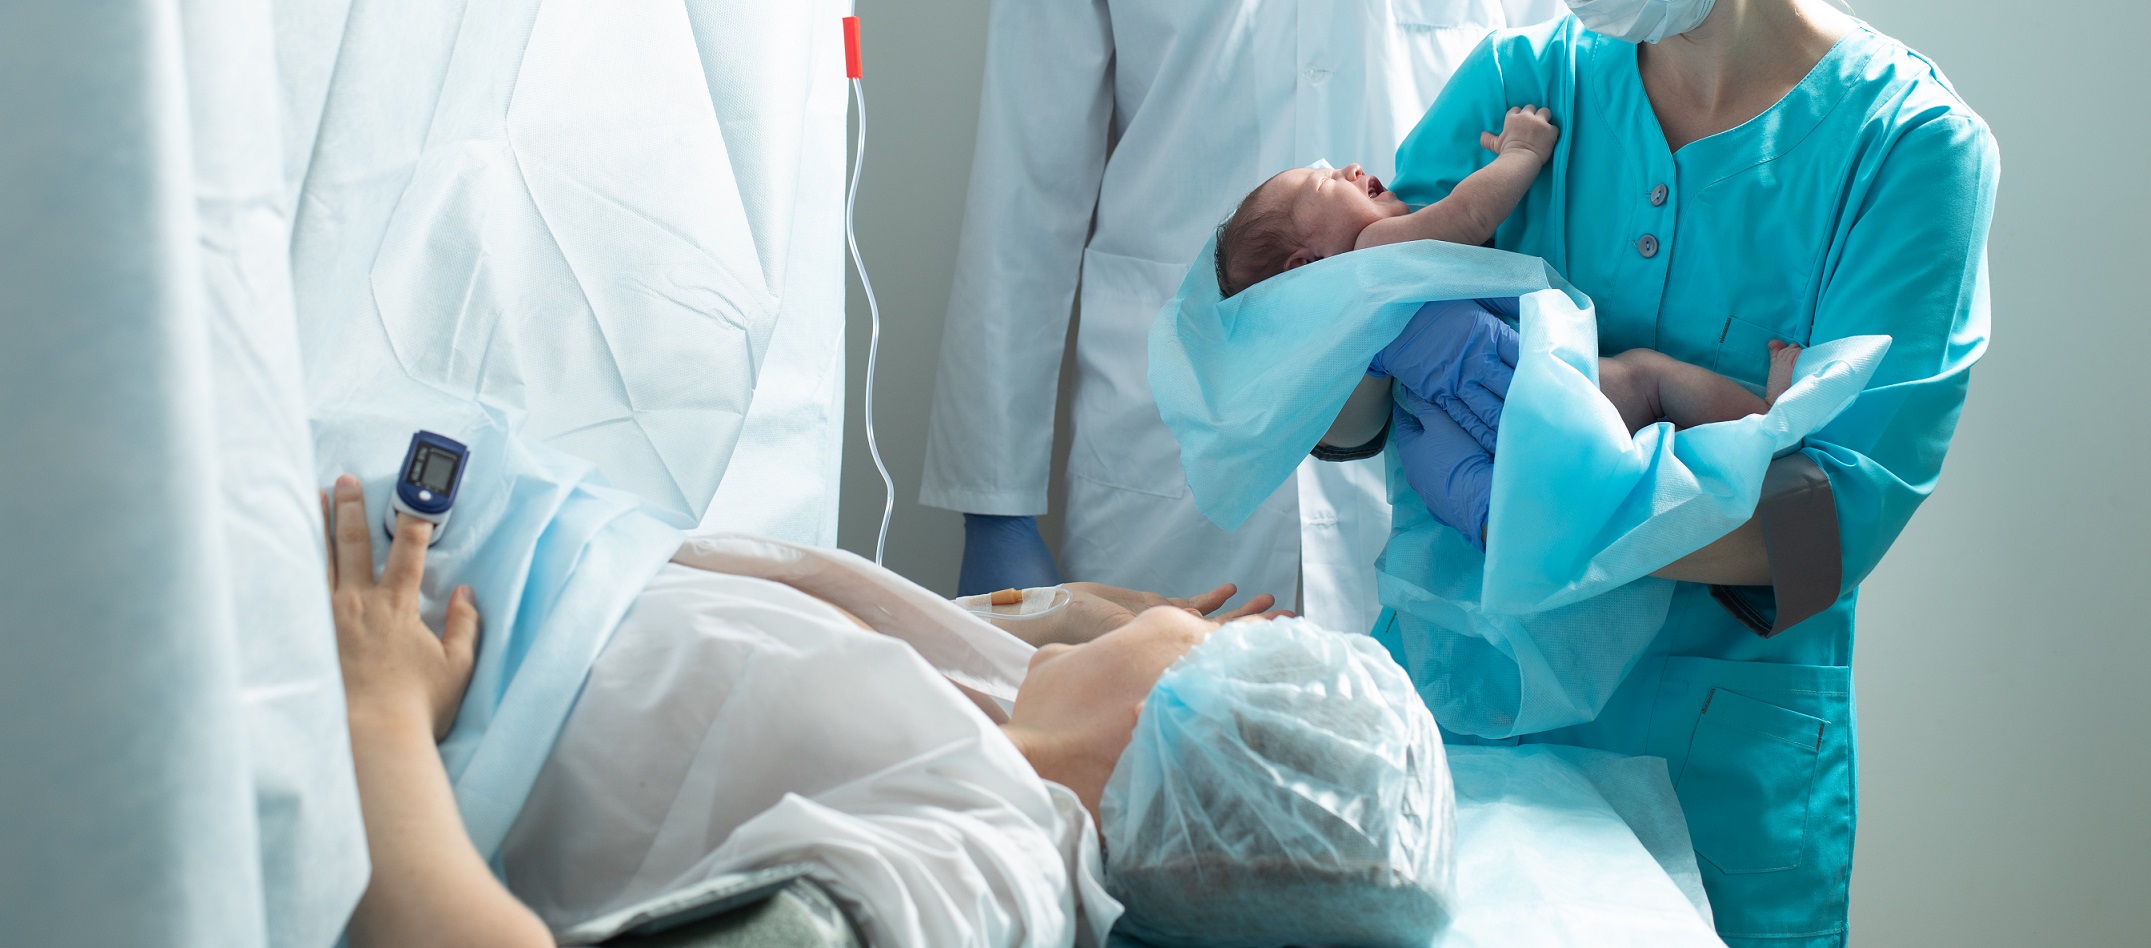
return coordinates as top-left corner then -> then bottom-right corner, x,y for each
384,430 -> 469,546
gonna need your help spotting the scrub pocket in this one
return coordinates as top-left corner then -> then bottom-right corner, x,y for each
1651,657 -> 1855,944
1679,687 -> 1823,873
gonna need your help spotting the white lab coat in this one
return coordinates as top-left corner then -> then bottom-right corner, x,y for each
921,0 -> 1565,632
500,556 -> 1114,948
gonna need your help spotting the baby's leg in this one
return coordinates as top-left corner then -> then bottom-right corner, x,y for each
1598,348 -> 1768,432
1595,352 -> 1667,432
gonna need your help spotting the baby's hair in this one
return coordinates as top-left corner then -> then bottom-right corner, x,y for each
1214,175 -> 1299,298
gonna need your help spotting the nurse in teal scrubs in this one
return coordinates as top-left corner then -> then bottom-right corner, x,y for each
1382,0 -> 1999,944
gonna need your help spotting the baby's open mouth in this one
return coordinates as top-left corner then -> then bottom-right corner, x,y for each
1365,175 -> 1386,198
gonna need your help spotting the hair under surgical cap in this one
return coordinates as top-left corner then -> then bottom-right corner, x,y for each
1100,617 -> 1457,948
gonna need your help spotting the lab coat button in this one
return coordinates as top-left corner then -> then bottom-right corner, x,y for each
1650,183 -> 1669,206
1637,234 -> 1659,258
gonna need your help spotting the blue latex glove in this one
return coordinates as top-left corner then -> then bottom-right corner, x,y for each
1392,389 -> 1494,550
958,514 -> 1062,596
1367,298 -> 1521,454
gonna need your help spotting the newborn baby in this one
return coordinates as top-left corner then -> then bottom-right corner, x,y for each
1214,106 -> 1801,434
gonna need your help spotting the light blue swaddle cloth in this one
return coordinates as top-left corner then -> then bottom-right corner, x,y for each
1150,238 -> 1889,738
313,385 -> 683,860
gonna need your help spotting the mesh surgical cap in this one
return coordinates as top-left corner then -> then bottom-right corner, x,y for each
1100,617 -> 1457,948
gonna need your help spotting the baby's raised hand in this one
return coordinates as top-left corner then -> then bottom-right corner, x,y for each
1479,105 -> 1559,162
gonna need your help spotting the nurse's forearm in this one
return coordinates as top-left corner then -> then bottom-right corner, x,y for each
1320,375 -> 1394,449
1651,516 -> 1772,585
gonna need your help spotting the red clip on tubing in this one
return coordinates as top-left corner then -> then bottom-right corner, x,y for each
843,16 -> 862,79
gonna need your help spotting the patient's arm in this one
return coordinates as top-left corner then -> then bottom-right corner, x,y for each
324,479 -> 551,948
1357,106 -> 1558,250
1039,582 -> 1287,644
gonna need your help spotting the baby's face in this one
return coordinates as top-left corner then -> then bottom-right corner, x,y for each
1269,164 -> 1408,265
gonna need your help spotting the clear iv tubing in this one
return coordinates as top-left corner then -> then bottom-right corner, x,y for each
844,75 -> 895,565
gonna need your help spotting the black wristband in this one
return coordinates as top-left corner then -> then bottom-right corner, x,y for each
1310,418 -> 1392,462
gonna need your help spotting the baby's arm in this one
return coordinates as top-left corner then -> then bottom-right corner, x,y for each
1358,106 -> 1559,250
1598,343 -> 1803,433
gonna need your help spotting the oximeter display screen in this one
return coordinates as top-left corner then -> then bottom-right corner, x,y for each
406,443 -> 462,494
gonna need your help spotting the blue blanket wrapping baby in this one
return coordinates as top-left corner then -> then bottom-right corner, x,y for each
1149,238 -> 1888,738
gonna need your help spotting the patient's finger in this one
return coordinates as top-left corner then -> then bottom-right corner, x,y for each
321,490 -> 336,587
381,513 -> 433,599
438,585 -> 481,740
1216,592 -> 1279,621
332,476 -> 375,587
443,585 -> 479,674
1480,131 -> 1500,153
1175,583 -> 1237,616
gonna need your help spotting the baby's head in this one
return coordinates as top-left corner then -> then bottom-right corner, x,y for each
1214,163 -> 1407,297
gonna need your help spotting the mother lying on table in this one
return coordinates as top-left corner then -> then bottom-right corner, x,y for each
322,477 -> 1449,948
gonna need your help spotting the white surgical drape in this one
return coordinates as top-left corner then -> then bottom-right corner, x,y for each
290,0 -> 851,538
1,2 -> 365,945
1,0 -> 850,943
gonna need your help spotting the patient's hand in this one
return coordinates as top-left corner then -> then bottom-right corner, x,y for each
1004,606 -> 1219,820
324,477 -> 550,948
1021,582 -> 1289,647
324,475 -> 479,740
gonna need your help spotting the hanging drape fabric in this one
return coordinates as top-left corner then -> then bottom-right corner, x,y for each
1,0 -> 849,943
1,2 -> 367,945
288,0 -> 850,536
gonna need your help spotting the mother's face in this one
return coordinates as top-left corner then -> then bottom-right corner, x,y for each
1004,606 -> 1216,818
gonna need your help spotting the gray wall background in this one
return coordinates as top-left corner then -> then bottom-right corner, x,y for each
832,1 -> 2150,943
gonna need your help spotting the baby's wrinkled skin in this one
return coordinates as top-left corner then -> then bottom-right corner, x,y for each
1226,104 -> 1800,432
1225,105 -> 1560,287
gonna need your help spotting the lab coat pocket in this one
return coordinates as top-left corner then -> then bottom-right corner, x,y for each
1388,0 -> 1483,28
1071,248 -> 1195,497
1677,687 -> 1824,875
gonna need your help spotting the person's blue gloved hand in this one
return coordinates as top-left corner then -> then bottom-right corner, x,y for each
1367,298 -> 1521,454
958,514 -> 1063,597
1391,389 -> 1495,551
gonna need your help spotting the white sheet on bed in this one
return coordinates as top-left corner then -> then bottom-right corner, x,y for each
1436,746 -> 1721,946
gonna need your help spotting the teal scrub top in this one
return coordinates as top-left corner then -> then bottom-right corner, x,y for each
1384,18 -> 1998,945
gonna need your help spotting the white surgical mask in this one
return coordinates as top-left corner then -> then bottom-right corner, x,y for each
1567,0 -> 1717,44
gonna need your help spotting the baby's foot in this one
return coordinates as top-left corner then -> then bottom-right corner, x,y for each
1763,340 -> 1802,406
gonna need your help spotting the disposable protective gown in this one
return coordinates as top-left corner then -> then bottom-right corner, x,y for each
501,542 -> 1116,948
1384,19 -> 1998,946
922,0 -> 1562,633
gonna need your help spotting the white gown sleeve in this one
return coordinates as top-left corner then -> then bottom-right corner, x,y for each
498,565 -> 1114,948
918,0 -> 1115,516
